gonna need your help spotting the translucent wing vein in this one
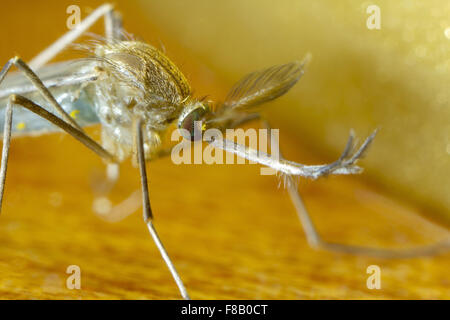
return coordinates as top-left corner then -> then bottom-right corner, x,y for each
223,60 -> 306,111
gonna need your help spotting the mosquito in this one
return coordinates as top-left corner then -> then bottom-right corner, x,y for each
0,4 -> 448,300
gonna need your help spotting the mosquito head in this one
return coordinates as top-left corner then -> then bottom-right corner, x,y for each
177,101 -> 210,141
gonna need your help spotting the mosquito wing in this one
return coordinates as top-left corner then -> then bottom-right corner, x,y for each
0,60 -> 100,137
222,60 -> 306,112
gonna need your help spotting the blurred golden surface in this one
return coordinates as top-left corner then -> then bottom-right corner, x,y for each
0,1 -> 448,299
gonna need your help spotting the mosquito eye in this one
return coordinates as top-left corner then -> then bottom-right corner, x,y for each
178,106 -> 207,141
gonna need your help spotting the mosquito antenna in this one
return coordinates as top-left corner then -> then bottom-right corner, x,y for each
206,131 -> 375,179
136,119 -> 190,300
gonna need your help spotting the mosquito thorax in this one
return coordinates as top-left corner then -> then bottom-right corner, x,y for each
177,102 -> 210,141
93,40 -> 191,107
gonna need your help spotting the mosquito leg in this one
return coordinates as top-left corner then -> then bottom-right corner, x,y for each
92,138 -> 214,222
261,120 -> 450,258
0,99 -> 13,210
104,6 -> 124,41
92,146 -> 178,222
91,164 -> 142,223
92,140 -> 177,221
0,94 -> 115,214
136,119 -> 190,300
0,57 -> 81,130
10,95 -> 113,159
29,3 -> 121,69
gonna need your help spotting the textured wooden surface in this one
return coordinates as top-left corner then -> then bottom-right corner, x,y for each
0,1 -> 449,300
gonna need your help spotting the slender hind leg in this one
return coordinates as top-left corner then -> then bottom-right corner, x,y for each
29,3 -> 123,69
262,120 -> 450,258
135,119 -> 190,300
0,94 -> 114,213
